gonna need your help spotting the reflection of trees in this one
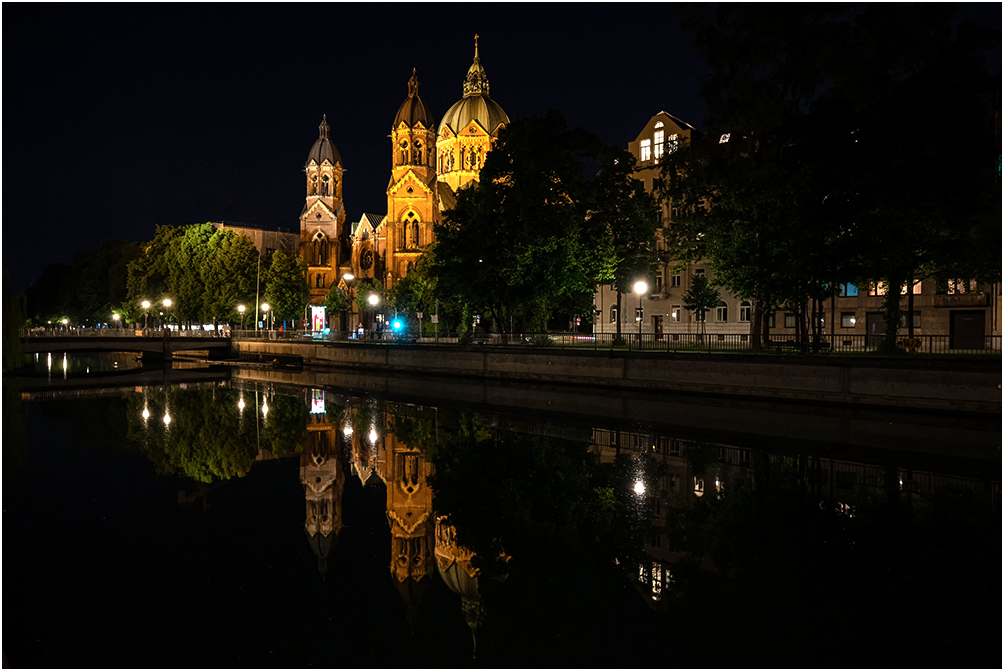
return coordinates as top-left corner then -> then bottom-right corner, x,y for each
426,414 -> 650,578
126,387 -> 308,483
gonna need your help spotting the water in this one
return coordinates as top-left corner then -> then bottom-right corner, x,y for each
3,356 -> 1000,668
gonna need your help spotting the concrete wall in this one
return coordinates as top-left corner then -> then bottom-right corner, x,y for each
232,340 -> 1001,414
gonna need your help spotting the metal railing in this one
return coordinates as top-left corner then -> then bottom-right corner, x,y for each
227,329 -> 1001,355
21,327 -> 228,338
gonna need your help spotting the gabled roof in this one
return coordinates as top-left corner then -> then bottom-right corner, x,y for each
388,169 -> 434,196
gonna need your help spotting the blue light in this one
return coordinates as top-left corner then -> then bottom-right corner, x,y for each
392,319 -> 403,331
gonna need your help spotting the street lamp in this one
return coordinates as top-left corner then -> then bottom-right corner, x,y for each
112,313 -> 120,327
343,273 -> 356,334
163,298 -> 172,330
261,303 -> 271,331
238,304 -> 246,330
633,280 -> 648,344
368,293 -> 379,340
141,300 -> 150,330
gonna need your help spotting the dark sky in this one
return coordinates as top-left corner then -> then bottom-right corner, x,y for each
3,3 -> 711,291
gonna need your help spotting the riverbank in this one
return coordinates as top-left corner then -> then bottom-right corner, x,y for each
231,340 -> 1001,415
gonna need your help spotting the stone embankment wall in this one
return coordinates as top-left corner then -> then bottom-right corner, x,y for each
232,340 -> 1001,414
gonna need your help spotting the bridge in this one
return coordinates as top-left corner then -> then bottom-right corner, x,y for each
20,328 -> 232,361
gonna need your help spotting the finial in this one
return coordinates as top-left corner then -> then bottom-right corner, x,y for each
462,36 -> 489,98
319,114 -> 330,139
408,68 -> 420,97
474,33 -> 479,54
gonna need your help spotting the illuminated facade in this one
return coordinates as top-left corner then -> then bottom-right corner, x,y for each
300,406 -> 346,578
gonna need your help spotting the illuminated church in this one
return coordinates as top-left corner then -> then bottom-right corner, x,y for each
298,37 -> 508,326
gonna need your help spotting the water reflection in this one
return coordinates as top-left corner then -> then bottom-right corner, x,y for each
12,370 -> 1001,667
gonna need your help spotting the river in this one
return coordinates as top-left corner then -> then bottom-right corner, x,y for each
3,354 -> 1000,668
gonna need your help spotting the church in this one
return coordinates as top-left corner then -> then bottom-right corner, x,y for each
297,37 -> 509,331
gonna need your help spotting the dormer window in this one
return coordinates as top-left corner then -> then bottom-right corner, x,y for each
654,121 -> 664,129
640,139 -> 652,162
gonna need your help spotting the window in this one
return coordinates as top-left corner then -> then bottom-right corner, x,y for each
667,133 -> 679,154
716,302 -> 728,322
870,281 -> 923,296
767,313 -> 776,328
654,130 -> 665,160
739,301 -> 751,322
610,306 -> 618,323
784,313 -> 796,328
947,278 -> 977,294
898,312 -> 921,328
837,283 -> 859,297
814,312 -> 825,328
671,273 -> 682,287
841,312 -> 857,328
640,139 -> 651,162
694,268 -> 705,277
654,121 -> 664,129
635,306 -> 644,323
655,269 -> 664,293
321,174 -> 330,196
671,305 -> 681,322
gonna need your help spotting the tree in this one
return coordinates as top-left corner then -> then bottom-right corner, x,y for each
586,148 -> 660,341
323,282 -> 350,331
263,249 -> 309,324
682,273 -> 721,336
353,278 -> 383,314
201,229 -> 260,325
431,111 -> 607,334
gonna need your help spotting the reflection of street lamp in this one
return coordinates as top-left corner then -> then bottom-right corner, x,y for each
238,304 -> 246,330
262,399 -> 269,417
634,480 -> 646,495
141,300 -> 150,329
238,396 -> 245,412
633,281 -> 648,343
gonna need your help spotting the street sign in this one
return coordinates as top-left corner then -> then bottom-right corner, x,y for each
417,312 -> 423,319
431,315 -> 438,323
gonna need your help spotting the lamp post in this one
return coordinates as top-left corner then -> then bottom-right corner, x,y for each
262,303 -> 271,331
368,293 -> 379,340
141,300 -> 150,330
112,313 -> 120,332
633,280 -> 648,347
343,273 -> 355,334
238,304 -> 246,331
163,298 -> 172,331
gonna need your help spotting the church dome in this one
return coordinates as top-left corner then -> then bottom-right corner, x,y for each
306,115 -> 342,167
394,69 -> 434,128
438,39 -> 509,136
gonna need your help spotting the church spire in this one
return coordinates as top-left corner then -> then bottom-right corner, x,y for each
462,34 -> 490,98
319,114 -> 330,140
407,68 -> 420,97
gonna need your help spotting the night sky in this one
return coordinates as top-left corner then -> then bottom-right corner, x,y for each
3,3 -> 710,291
4,4 -> 998,292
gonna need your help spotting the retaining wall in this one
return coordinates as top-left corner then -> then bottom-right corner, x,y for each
232,340 -> 1001,414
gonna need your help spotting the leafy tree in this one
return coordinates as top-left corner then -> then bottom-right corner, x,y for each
353,278 -> 383,314
587,148 -> 660,341
263,249 -> 309,324
682,273 -> 721,336
431,111 -> 607,334
127,225 -> 181,315
201,228 -> 260,325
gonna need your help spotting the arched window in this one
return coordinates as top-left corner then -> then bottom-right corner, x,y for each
321,174 -> 330,196
739,301 -> 751,322
610,306 -> 618,323
310,175 -> 318,195
410,222 -> 419,247
315,274 -> 323,288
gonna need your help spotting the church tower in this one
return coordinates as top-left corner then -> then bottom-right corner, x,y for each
300,115 -> 347,305
436,36 -> 510,200
300,409 -> 346,579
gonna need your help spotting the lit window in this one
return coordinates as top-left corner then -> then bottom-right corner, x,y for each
667,133 -> 679,154
694,477 -> 704,496
838,283 -> 859,297
671,305 -> 681,322
947,279 -> 976,294
640,139 -> 651,162
841,312 -> 856,328
654,130 -> 665,160
739,301 -> 751,322
719,133 -> 730,143
716,301 -> 728,322
784,313 -> 796,328
654,121 -> 664,129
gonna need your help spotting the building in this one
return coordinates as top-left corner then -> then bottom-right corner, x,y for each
593,111 -> 752,340
594,111 -> 1002,348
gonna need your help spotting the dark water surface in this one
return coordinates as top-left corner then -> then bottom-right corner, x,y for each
4,356 -> 1001,668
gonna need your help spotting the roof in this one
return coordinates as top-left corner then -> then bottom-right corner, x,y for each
438,38 -> 509,136
306,115 -> 342,167
437,182 -> 457,211
394,68 -> 434,128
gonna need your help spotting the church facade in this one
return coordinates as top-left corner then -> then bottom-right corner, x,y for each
296,38 -> 508,330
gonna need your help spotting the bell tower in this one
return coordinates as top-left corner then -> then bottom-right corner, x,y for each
300,115 -> 347,305
385,69 -> 438,290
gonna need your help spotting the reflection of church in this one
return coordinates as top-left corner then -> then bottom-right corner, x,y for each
297,37 -> 509,326
299,406 -> 346,578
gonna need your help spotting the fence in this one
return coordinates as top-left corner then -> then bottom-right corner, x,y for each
229,329 -> 1002,355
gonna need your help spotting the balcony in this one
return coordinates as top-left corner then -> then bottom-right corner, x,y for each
932,292 -> 989,308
